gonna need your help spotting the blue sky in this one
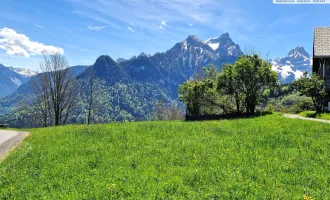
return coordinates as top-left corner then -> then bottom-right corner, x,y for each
0,0 -> 329,70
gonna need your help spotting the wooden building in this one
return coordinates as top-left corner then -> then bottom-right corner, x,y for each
313,27 -> 330,109
313,27 -> 330,87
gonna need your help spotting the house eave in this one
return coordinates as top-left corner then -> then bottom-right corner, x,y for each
313,55 -> 330,58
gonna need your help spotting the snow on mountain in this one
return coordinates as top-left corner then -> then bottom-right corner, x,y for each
204,37 -> 220,50
271,46 -> 312,84
205,33 -> 243,57
116,58 -> 127,64
9,77 -> 23,86
206,42 -> 219,51
0,64 -> 34,97
138,52 -> 151,57
8,67 -> 37,78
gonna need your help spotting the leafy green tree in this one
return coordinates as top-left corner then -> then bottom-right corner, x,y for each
203,64 -> 218,81
235,55 -> 278,113
217,64 -> 245,113
178,81 -> 205,116
217,55 -> 278,113
293,72 -> 327,112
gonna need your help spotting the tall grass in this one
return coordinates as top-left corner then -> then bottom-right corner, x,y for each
300,111 -> 330,120
1,114 -> 330,199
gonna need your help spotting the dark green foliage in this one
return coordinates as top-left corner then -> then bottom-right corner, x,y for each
0,55 -> 174,127
264,84 -> 295,98
229,55 -> 278,113
217,64 -> 245,113
120,56 -> 163,82
203,64 -> 218,81
180,54 -> 278,116
72,81 -> 169,124
281,93 -> 314,113
293,72 -> 327,112
77,56 -> 129,85
179,81 -> 205,116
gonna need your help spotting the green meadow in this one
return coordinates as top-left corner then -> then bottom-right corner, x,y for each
300,111 -> 330,121
1,114 -> 330,199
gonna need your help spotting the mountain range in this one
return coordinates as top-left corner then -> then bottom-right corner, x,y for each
0,64 -> 37,98
271,46 -> 312,84
0,33 -> 312,126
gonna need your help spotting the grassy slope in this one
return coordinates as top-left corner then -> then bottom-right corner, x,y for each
1,114 -> 330,199
300,111 -> 330,120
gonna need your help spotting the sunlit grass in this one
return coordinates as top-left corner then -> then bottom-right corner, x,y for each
300,111 -> 330,120
1,113 -> 330,199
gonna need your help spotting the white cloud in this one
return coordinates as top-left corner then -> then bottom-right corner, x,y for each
159,20 -> 167,29
0,27 -> 64,57
87,25 -> 107,31
35,24 -> 45,29
71,0 -> 215,32
128,26 -> 135,32
70,0 -> 257,45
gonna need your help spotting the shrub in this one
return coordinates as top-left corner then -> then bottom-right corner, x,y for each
264,104 -> 275,112
281,93 -> 314,113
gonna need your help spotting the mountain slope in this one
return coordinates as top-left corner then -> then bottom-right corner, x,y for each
0,33 -> 246,126
0,64 -> 33,97
78,55 -> 129,85
7,67 -> 37,78
205,33 -> 243,57
2,33 -> 311,127
271,46 -> 312,84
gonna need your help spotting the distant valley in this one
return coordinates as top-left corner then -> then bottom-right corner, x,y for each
0,33 -> 312,126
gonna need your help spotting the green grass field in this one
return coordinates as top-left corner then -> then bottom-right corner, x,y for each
1,114 -> 330,199
300,111 -> 330,121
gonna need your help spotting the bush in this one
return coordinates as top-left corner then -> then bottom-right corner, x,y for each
281,93 -> 314,113
264,104 -> 275,112
300,111 -> 317,118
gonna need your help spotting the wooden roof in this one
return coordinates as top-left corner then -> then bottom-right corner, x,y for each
314,27 -> 330,58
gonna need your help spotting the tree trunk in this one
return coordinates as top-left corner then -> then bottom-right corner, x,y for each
87,90 -> 93,124
250,104 -> 255,114
235,93 -> 240,114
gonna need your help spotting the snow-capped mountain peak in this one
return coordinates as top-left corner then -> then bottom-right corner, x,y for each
138,52 -> 151,58
8,67 -> 37,78
116,58 -> 127,64
287,46 -> 310,60
271,46 -> 312,84
205,33 -> 243,57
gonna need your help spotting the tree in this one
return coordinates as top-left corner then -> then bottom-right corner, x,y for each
217,64 -> 245,113
293,72 -> 327,112
29,72 -> 51,127
87,68 -> 96,124
31,54 -> 78,126
218,55 -> 278,113
178,81 -> 206,116
152,101 -> 183,121
203,64 -> 218,81
167,103 -> 184,120
152,100 -> 167,120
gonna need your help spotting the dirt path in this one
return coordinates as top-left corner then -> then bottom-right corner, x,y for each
0,130 -> 29,160
282,113 -> 330,124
